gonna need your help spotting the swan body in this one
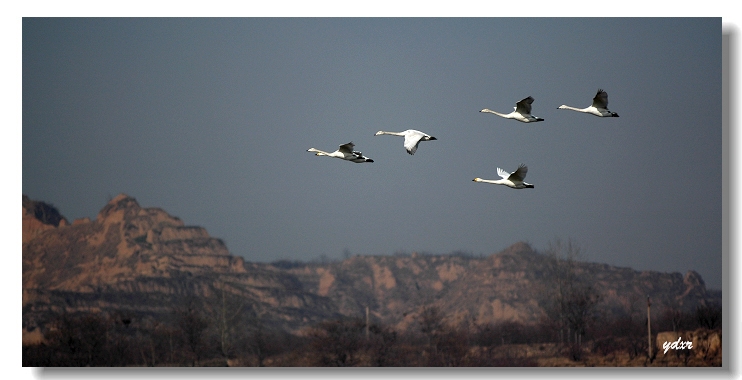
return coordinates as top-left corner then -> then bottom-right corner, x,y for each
374,129 -> 437,155
307,142 -> 374,163
557,89 -> 619,117
473,164 -> 534,189
480,96 -> 544,123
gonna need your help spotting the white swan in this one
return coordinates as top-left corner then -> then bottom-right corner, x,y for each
557,89 -> 619,117
480,96 -> 544,123
374,129 -> 437,155
472,164 -> 534,189
307,142 -> 374,163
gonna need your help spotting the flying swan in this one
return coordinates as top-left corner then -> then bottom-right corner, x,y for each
473,164 -> 534,189
480,96 -> 544,123
374,129 -> 437,155
557,89 -> 619,117
307,142 -> 374,163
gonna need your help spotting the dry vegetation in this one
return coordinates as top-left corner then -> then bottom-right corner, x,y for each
23,300 -> 721,367
22,197 -> 722,367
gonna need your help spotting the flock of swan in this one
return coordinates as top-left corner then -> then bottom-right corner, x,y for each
307,89 -> 619,189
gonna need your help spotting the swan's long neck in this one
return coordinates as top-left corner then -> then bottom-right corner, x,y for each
473,178 -> 502,185
307,148 -> 331,156
480,109 -> 512,119
474,177 -> 533,188
557,105 -> 587,113
375,131 -> 405,137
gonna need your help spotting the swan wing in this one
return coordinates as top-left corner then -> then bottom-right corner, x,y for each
338,142 -> 355,154
403,130 -> 424,155
509,164 -> 528,182
497,167 -> 511,179
515,96 -> 534,115
592,89 -> 609,109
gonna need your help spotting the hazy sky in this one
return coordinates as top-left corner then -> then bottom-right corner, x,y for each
22,17 -> 724,289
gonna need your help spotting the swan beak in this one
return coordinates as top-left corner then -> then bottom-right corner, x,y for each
367,159 -> 374,163
429,136 -> 437,140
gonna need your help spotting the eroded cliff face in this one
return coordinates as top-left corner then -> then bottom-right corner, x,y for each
22,194 -> 340,337
22,195 -> 720,340
23,194 -> 244,294
285,242 -> 718,331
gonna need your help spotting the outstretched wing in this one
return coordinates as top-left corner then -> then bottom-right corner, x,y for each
592,89 -> 609,109
509,164 -> 528,182
338,142 -> 355,154
403,131 -> 424,155
515,96 -> 534,115
497,167 -> 511,179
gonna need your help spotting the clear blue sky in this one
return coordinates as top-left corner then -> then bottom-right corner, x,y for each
22,17 -> 724,289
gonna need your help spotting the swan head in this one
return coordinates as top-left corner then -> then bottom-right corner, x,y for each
472,177 -> 482,182
557,105 -> 568,110
610,112 -> 619,117
479,108 -> 491,113
374,131 -> 384,136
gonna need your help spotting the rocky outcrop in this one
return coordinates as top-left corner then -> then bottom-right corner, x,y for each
22,194 -> 721,343
22,194 -> 244,292
22,194 -> 341,337
288,243 -> 719,331
22,195 -> 68,244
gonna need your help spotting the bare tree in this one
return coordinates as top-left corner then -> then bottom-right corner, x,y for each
38,310 -> 130,366
208,279 -> 247,359
366,322 -> 403,366
418,305 -> 444,353
175,295 -> 209,366
243,310 -> 282,367
695,303 -> 722,330
542,238 -> 602,357
658,305 -> 685,332
308,318 -> 365,366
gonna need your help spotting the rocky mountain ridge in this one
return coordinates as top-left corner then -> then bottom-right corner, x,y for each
22,194 -> 721,342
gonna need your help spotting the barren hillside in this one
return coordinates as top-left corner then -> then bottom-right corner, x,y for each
22,194 -> 721,341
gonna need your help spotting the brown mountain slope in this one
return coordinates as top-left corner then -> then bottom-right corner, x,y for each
22,194 -> 720,341
22,194 -> 341,337
287,242 -> 717,331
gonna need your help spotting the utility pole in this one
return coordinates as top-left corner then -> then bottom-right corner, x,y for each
647,296 -> 652,359
365,306 -> 369,341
